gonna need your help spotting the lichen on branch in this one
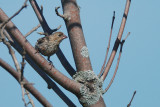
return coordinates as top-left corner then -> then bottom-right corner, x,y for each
73,70 -> 103,107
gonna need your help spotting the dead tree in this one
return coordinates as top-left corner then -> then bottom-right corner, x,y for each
0,0 -> 135,107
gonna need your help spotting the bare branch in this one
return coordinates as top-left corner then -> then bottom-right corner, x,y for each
0,58 -> 53,107
103,49 -> 122,93
29,0 -> 51,34
98,11 -> 115,77
0,0 -> 28,28
124,32 -> 130,41
3,29 -> 13,42
0,8 -> 81,95
0,25 -> 21,73
61,0 -> 93,71
103,32 -> 130,93
2,26 -> 76,106
101,0 -> 131,81
21,84 -> 28,107
37,32 -> 48,36
25,90 -> 35,107
127,91 -> 136,107
24,24 -> 41,38
51,25 -> 62,33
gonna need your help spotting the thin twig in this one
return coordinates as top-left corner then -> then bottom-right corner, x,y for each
103,32 -> 130,93
101,0 -> 131,81
21,84 -> 28,107
127,91 -> 136,107
98,11 -> 115,77
37,32 -> 48,36
124,32 -> 130,41
51,25 -> 62,33
21,48 -> 26,81
0,58 -> 53,107
3,29 -> 13,42
0,25 -> 21,73
55,6 -> 69,20
0,0 -> 28,28
0,26 -> 29,107
25,89 -> 35,107
40,5 -> 43,13
103,47 -> 122,93
24,24 -> 41,38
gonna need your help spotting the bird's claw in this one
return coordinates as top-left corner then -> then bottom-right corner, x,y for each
48,57 -> 54,70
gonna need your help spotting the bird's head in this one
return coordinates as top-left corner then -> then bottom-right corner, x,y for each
50,32 -> 67,43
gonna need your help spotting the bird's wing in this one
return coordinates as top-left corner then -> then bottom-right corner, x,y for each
37,37 -> 47,44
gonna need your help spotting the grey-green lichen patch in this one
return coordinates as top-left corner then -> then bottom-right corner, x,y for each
73,70 -> 103,107
81,46 -> 89,58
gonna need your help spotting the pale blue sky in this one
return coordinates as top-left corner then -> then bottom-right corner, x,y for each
0,0 -> 160,107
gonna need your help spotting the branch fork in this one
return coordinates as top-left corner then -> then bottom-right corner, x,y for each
55,6 -> 71,21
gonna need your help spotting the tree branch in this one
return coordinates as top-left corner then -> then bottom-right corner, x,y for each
0,0 -> 28,28
55,6 -> 70,21
61,0 -> 93,72
0,9 -> 79,107
101,0 -> 131,81
103,32 -> 130,94
24,24 -> 41,38
4,28 -> 76,107
0,8 -> 80,95
127,91 -> 136,107
98,11 -> 115,77
0,58 -> 53,107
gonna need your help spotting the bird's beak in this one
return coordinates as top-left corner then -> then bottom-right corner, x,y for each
62,35 -> 68,39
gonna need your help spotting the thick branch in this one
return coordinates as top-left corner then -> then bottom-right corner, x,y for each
61,0 -> 93,71
0,8 -> 80,95
0,58 -> 53,107
101,0 -> 131,80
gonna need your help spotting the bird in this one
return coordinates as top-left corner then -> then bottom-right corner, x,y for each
35,32 -> 67,63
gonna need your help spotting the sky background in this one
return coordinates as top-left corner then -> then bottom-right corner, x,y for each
0,0 -> 160,107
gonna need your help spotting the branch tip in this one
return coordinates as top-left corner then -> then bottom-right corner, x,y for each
127,90 -> 137,107
24,24 -> 41,38
40,5 -> 43,12
124,32 -> 130,41
113,11 -> 115,17
51,25 -> 62,33
37,32 -> 48,36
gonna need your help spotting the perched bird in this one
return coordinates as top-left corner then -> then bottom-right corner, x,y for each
35,32 -> 67,63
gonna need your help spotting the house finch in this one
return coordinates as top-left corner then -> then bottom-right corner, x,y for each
35,32 -> 67,63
